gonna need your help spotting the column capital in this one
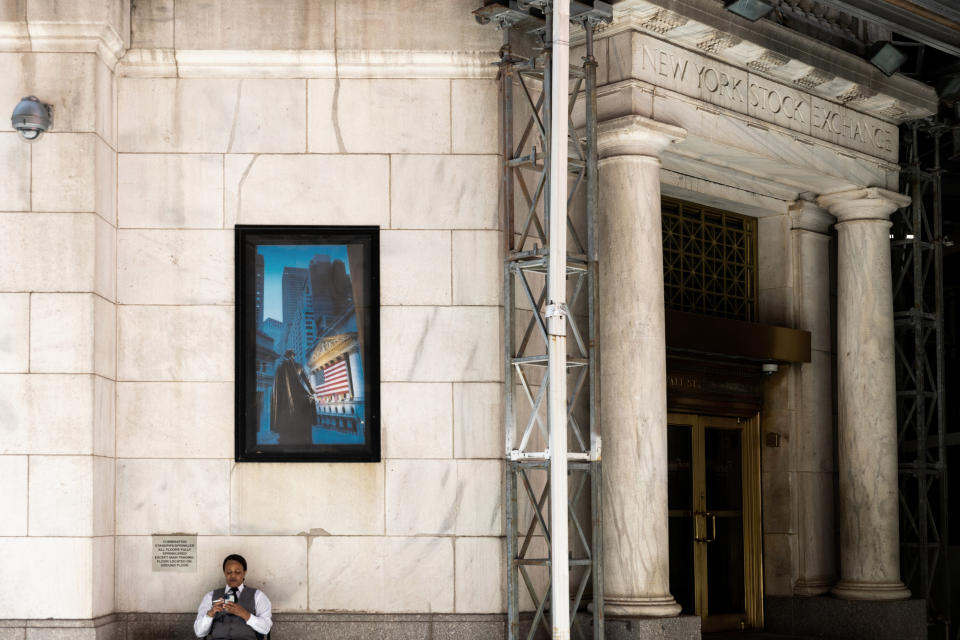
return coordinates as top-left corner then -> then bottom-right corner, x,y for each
816,187 -> 910,224
597,115 -> 686,160
789,198 -> 835,233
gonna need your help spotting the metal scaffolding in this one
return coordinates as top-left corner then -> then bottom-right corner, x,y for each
474,2 -> 611,638
893,118 -> 952,640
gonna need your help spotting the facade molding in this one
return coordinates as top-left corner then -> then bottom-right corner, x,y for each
591,36 -> 904,164
582,0 -> 938,125
0,21 -> 126,69
597,78 -> 903,168
117,49 -> 500,79
0,20 -> 501,80
336,50 -> 499,79
591,79 -> 900,210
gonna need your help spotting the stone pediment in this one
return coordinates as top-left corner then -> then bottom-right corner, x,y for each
598,0 -> 938,125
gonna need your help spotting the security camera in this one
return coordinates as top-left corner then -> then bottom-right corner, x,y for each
11,96 -> 52,142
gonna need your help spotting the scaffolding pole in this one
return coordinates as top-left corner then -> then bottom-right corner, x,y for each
894,118 -> 951,640
547,1 -> 572,637
473,2 -> 612,638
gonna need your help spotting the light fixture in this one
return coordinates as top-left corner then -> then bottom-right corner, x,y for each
868,41 -> 908,76
725,0 -> 774,22
11,96 -> 52,142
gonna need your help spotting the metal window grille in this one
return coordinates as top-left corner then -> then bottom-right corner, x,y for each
661,198 -> 758,321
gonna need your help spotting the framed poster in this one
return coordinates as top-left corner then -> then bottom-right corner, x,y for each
235,226 -> 380,462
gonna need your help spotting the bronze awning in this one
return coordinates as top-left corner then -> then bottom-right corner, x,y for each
665,309 -> 811,363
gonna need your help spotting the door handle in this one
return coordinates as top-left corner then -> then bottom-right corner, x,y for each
694,511 -> 717,543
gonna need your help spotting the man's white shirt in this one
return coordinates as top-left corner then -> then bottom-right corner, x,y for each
193,584 -> 273,637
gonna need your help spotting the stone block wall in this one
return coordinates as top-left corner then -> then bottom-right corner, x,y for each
108,68 -> 506,612
0,0 -> 510,623
0,2 -> 125,619
120,0 -> 505,620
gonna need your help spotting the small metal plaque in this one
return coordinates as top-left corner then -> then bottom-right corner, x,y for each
152,535 -> 197,572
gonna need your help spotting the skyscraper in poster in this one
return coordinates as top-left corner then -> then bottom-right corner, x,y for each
281,266 -> 308,328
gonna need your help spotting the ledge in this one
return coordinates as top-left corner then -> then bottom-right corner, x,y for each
0,21 -> 127,69
117,48 -> 501,79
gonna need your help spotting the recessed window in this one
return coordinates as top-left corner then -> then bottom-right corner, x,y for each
662,197 -> 758,321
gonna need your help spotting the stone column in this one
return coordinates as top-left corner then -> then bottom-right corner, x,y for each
817,188 -> 911,601
598,114 -> 686,617
789,200 -> 837,597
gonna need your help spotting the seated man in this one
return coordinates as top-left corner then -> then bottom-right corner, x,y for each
194,554 -> 273,639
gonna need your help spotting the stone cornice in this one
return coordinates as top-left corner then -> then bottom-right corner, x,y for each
117,49 -> 501,79
592,0 -> 937,124
0,21 -> 126,69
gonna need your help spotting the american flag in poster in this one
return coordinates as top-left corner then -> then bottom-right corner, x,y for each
317,359 -> 350,397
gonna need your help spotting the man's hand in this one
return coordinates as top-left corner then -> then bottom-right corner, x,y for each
223,600 -> 251,621
207,599 -> 226,617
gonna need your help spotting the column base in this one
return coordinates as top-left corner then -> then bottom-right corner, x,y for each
831,579 -> 911,600
603,594 -> 682,617
794,577 -> 834,597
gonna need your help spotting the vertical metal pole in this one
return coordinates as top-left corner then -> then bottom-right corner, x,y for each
547,1 -> 571,638
583,22 -> 603,640
500,40 -> 520,640
909,123 -> 929,599
932,128 -> 950,635
507,462 -> 520,640
502,45 -> 516,465
591,460 -> 603,640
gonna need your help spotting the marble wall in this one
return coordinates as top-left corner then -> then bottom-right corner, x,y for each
0,7 -> 123,618
0,0 -> 507,621
111,5 -> 504,620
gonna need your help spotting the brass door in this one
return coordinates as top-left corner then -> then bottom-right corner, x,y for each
667,413 -> 763,632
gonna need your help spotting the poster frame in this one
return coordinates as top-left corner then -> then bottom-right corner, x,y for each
234,225 -> 380,463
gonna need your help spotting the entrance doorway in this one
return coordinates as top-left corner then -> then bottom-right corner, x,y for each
667,412 -> 763,632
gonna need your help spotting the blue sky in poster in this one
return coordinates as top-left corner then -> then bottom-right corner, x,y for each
258,244 -> 351,322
